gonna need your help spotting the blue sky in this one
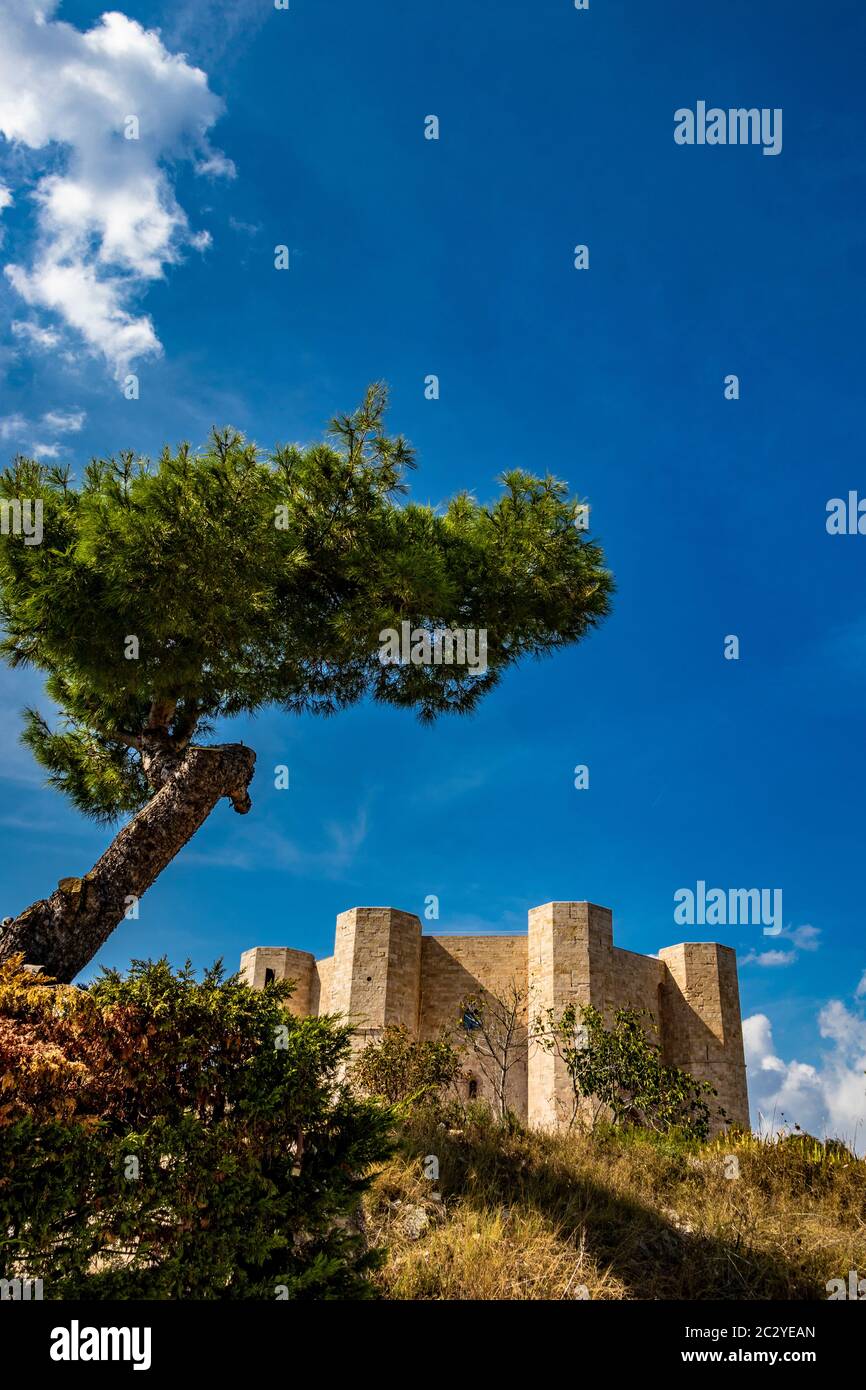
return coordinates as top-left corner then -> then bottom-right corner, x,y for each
1,0 -> 865,1142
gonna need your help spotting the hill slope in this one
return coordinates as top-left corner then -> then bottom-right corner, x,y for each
364,1114 -> 865,1300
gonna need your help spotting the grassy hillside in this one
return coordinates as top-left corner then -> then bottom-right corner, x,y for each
364,1112 -> 866,1300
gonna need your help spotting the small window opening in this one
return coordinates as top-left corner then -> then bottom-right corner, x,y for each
264,967 -> 275,986
468,1077 -> 478,1100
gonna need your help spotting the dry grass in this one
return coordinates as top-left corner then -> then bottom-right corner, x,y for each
363,1112 -> 866,1300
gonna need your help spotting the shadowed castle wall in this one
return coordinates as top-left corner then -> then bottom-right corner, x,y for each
658,942 -> 750,1128
312,955 -> 333,1014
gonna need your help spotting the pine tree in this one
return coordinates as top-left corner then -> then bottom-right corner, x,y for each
0,385 -> 613,979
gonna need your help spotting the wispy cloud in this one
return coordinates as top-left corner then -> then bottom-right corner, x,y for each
197,151 -> 237,180
0,407 -> 86,456
229,216 -> 260,238
11,319 -> 60,350
257,808 -> 370,878
779,924 -> 821,952
0,180 -> 11,245
30,440 -> 59,460
183,806 -> 371,880
0,413 -> 28,442
741,923 -> 821,968
741,948 -> 797,967
407,760 -> 503,808
41,410 -> 85,434
162,0 -> 271,71
0,809 -> 102,838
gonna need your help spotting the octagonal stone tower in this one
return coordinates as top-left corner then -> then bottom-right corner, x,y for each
658,942 -> 749,1130
527,901 -> 619,1128
329,907 -> 422,1049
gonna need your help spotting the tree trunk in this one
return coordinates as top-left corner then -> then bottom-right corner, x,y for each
0,742 -> 256,983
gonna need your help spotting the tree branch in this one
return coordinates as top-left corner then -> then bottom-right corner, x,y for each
0,742 -> 256,981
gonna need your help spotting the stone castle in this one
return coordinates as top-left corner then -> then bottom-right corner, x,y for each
240,900 -> 750,1131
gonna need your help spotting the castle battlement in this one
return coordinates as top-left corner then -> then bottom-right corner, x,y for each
240,901 -> 749,1132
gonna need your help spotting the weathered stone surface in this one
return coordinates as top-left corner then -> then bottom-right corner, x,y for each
242,900 -> 750,1133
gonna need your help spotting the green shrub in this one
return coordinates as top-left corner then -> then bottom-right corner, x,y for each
536,1004 -> 724,1140
0,956 -> 391,1299
351,1024 -> 461,1108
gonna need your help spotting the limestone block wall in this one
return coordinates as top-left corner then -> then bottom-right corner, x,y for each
329,907 -> 421,1051
419,935 -> 528,1115
238,946 -> 316,1018
312,955 -> 333,1014
527,902 -> 614,1128
241,900 -> 750,1133
659,942 -> 750,1128
606,947 -> 666,1028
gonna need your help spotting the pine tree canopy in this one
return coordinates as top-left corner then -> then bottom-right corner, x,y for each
1,384 -> 613,823
0,385 -> 613,980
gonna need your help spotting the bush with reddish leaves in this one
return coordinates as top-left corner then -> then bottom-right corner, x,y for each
0,956 -> 391,1299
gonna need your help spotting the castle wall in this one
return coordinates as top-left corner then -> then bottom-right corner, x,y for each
238,946 -> 316,1018
329,907 -> 421,1050
527,902 -> 613,1129
419,935 -> 528,1115
312,955 -> 333,1014
659,943 -> 750,1129
241,901 -> 750,1134
607,947 -> 666,1039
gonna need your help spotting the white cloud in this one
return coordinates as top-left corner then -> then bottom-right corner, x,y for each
0,178 -> 11,245
0,406 -> 86,455
196,150 -> 237,180
741,923 -> 821,969
0,2 -> 230,379
780,924 -> 821,952
41,410 -> 84,433
744,996 -> 866,1152
0,413 -> 27,441
11,319 -> 60,349
740,949 -> 797,967
229,215 -> 259,237
855,971 -> 866,1000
